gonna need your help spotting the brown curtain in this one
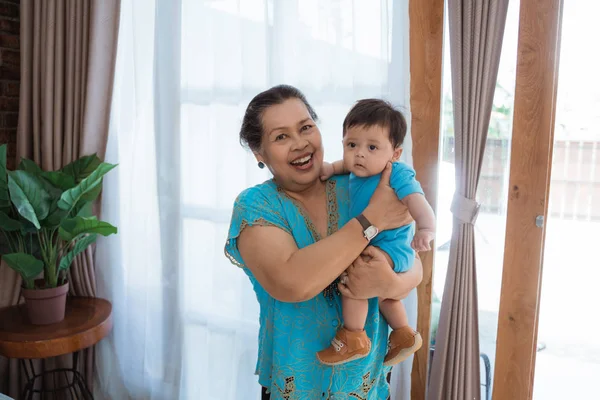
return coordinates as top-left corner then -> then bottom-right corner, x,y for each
0,0 -> 120,398
427,2 -> 508,400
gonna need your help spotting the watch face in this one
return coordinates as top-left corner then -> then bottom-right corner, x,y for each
365,226 -> 379,240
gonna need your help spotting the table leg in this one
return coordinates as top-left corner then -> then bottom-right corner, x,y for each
18,354 -> 94,400
19,359 -> 35,400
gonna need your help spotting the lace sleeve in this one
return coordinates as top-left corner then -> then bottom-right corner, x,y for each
224,185 -> 292,268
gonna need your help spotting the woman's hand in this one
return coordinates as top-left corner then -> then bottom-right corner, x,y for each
387,254 -> 423,300
363,162 -> 413,231
338,246 -> 397,300
338,246 -> 423,300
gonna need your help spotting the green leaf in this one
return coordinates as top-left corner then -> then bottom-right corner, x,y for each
81,183 -> 102,202
58,163 -> 116,212
7,171 -> 51,229
42,207 -> 69,228
58,234 -> 97,272
59,216 -> 117,242
0,145 -> 9,209
0,210 -> 22,231
42,190 -> 68,228
19,220 -> 39,235
2,253 -> 44,285
17,158 -> 44,175
73,201 -> 93,218
42,171 -> 76,191
39,174 -> 68,228
61,154 -> 102,182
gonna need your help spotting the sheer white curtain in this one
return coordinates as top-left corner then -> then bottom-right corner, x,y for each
95,0 -> 413,399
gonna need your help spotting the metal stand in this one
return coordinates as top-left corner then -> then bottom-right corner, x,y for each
20,352 -> 93,400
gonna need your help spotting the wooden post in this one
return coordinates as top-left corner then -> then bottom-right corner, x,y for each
493,0 -> 564,399
409,0 -> 444,398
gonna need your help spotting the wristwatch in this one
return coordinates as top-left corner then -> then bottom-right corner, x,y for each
355,214 -> 379,241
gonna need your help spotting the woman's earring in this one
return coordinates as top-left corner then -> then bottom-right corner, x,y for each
258,161 -> 265,169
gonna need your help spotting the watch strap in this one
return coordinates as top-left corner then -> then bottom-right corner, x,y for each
355,214 -> 373,231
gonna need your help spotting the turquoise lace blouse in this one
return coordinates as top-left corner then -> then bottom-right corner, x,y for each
225,175 -> 394,400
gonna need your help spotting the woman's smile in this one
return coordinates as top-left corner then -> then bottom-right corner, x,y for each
290,152 -> 314,170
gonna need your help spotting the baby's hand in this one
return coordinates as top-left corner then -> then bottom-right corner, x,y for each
411,229 -> 435,252
320,162 -> 335,181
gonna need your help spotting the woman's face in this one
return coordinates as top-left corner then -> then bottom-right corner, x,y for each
257,98 -> 324,191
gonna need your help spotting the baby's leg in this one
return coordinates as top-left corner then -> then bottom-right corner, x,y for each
379,298 -> 409,330
316,294 -> 371,365
380,298 -> 423,367
342,295 -> 369,331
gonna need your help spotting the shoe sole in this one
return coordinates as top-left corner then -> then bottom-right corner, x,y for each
317,343 -> 372,366
383,332 -> 423,367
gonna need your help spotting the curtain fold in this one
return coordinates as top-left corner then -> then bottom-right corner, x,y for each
427,2 -> 509,400
0,1 -> 120,398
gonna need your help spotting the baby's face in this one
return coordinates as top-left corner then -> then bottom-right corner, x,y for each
342,124 -> 402,177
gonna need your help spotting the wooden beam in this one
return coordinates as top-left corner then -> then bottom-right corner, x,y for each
493,1 -> 563,399
408,0 -> 444,399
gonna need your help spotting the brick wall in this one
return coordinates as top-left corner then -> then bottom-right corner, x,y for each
0,0 -> 19,170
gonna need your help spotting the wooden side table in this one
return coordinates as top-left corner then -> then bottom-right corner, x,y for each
0,297 -> 112,400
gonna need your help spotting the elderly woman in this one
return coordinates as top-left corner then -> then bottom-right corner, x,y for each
225,85 -> 423,400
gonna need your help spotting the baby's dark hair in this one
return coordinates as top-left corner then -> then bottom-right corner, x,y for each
342,99 -> 407,148
240,85 -> 318,152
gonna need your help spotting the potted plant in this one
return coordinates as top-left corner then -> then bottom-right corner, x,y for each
0,144 -> 118,325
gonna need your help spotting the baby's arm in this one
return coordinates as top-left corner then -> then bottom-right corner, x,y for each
403,194 -> 436,252
320,160 -> 347,181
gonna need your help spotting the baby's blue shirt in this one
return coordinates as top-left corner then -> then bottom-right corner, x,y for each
349,162 -> 424,272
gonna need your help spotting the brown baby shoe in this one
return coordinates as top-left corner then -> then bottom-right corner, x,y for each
316,327 -> 372,366
383,326 -> 423,367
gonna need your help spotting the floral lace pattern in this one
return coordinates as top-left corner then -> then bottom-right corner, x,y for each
224,176 -> 392,399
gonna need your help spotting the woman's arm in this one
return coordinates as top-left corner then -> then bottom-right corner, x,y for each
238,163 -> 412,303
238,219 -> 369,302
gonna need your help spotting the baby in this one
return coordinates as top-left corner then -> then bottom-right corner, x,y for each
317,99 -> 435,367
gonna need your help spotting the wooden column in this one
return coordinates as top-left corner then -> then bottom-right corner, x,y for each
493,0 -> 564,399
408,1 -> 444,399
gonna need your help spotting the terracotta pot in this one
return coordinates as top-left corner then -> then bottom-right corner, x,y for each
21,280 -> 69,325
